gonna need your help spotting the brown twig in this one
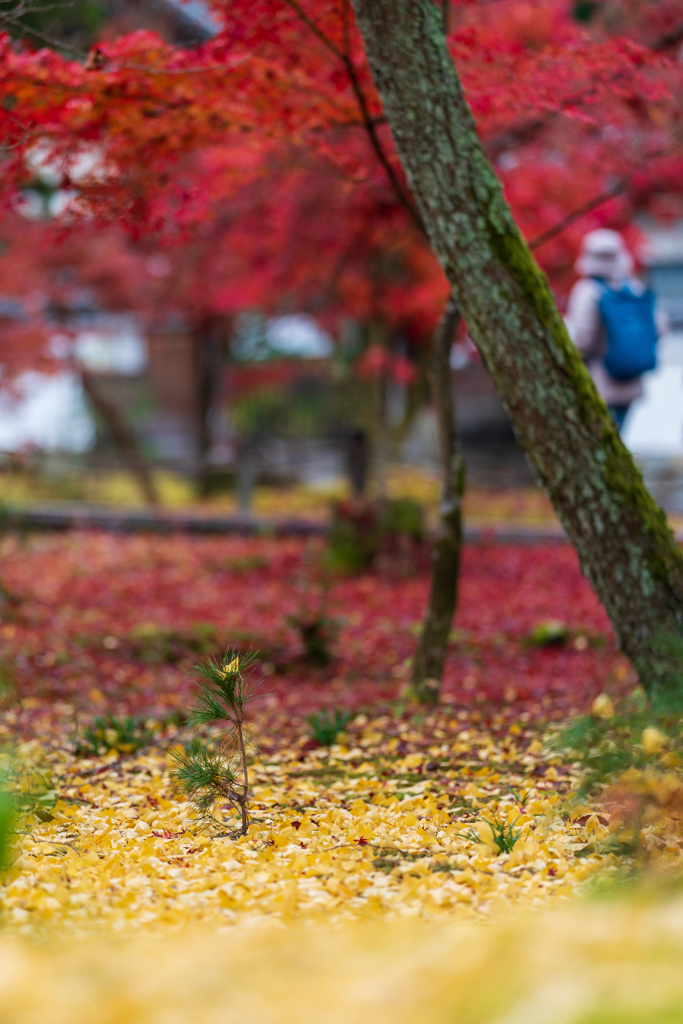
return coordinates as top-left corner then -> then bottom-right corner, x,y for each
529,132 -> 683,250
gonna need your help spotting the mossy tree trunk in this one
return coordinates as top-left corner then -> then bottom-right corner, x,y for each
353,0 -> 683,709
407,295 -> 464,703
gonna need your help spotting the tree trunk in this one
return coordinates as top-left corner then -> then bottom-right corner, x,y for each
347,429 -> 369,497
407,295 -> 464,703
352,0 -> 683,710
195,316 -> 223,499
79,368 -> 159,507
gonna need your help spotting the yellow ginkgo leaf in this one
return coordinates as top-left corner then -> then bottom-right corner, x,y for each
591,693 -> 614,719
220,657 -> 240,679
641,726 -> 668,756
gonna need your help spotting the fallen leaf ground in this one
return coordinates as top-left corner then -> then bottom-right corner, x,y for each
4,706 -> 607,936
0,529 -> 640,939
2,529 -> 683,1021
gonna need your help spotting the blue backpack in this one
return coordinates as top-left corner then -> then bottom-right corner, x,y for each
596,280 -> 658,381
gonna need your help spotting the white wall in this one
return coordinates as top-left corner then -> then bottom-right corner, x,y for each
624,332 -> 683,456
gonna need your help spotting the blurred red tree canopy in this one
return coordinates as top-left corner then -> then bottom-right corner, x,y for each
0,0 -> 681,374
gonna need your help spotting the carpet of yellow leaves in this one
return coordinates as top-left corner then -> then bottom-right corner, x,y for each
3,706 -> 683,1021
3,709 -> 613,938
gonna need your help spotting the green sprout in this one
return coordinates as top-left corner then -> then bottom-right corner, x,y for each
306,708 -> 352,746
481,815 -> 525,854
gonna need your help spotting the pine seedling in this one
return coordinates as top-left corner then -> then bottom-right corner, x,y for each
170,650 -> 260,837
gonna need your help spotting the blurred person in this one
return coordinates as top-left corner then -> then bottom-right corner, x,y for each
565,228 -> 667,433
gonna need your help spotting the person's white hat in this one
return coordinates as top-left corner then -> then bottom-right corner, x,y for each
576,228 -> 634,280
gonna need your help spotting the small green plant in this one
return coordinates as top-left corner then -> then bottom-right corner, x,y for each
523,619 -> 605,650
526,619 -> 573,647
306,708 -> 352,746
327,497 -> 425,574
502,783 -> 533,809
0,758 -> 15,871
286,541 -> 338,665
481,815 -> 525,854
380,497 -> 425,540
288,612 -> 338,666
127,622 -> 219,664
74,714 -> 153,757
170,649 -> 261,837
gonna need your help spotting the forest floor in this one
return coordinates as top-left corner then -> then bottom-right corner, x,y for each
0,529 -> 682,1020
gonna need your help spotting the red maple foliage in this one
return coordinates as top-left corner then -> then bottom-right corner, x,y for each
0,0 -> 681,364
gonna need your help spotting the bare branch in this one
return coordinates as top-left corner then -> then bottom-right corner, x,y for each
529,180 -> 627,251
280,0 -> 344,60
530,131 -> 683,250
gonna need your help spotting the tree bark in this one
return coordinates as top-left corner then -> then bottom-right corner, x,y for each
352,0 -> 683,709
407,295 -> 464,703
79,367 -> 159,507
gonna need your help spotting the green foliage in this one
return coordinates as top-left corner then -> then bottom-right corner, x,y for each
170,740 -> 238,819
0,786 -> 13,871
306,708 -> 352,746
526,619 -> 573,647
3,0 -> 104,51
232,385 -> 339,441
223,554 -> 270,573
187,649 -> 259,726
502,783 -> 533,809
649,632 -> 683,713
573,0 -> 599,22
381,497 -> 425,539
0,664 -> 18,708
170,649 -> 261,836
0,750 -> 58,868
74,714 -> 154,758
327,497 -> 425,573
286,541 -> 338,665
550,689 -> 683,796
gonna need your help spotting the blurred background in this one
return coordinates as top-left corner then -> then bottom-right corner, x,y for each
2,219 -> 682,523
1,0 -> 682,528
1,4 -> 683,1009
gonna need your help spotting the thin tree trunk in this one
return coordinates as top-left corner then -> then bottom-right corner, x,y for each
353,0 -> 683,709
407,295 -> 464,703
195,316 -> 223,499
79,368 -> 159,507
